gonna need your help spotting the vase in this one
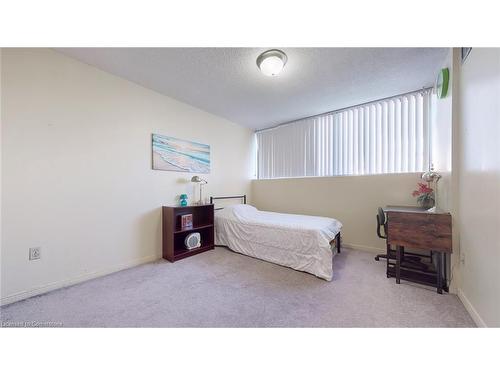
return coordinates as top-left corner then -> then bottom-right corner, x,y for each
180,198 -> 188,207
418,196 -> 435,209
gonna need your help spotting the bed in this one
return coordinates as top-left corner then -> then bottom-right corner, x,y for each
211,195 -> 342,281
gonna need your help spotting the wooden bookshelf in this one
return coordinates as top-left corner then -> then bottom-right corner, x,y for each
162,204 -> 214,262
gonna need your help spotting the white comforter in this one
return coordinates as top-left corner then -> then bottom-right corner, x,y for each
215,204 -> 342,281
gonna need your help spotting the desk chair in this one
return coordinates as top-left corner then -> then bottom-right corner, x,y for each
375,207 -> 395,276
374,207 -> 428,274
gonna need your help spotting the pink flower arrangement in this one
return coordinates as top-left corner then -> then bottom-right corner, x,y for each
412,182 -> 433,197
412,182 -> 435,208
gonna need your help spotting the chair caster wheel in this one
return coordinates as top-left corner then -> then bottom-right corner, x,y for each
375,256 -> 380,261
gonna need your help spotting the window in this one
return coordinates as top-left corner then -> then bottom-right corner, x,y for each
256,89 -> 432,179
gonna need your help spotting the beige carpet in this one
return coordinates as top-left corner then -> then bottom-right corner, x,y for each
0,247 -> 475,327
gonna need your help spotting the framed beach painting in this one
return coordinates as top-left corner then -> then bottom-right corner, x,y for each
152,134 -> 210,173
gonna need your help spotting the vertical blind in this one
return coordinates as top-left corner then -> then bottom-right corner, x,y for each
256,89 -> 432,179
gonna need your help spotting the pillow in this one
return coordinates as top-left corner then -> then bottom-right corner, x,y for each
216,204 -> 257,219
232,204 -> 257,215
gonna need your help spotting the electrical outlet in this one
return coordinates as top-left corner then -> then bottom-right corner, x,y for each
29,247 -> 41,260
460,251 -> 465,264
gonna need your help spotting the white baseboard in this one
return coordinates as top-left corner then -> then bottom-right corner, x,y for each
1,254 -> 160,306
458,288 -> 486,328
342,242 -> 385,254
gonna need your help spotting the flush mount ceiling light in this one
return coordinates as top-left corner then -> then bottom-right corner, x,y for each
256,49 -> 287,77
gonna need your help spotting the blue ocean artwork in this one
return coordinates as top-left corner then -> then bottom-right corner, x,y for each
152,134 -> 210,173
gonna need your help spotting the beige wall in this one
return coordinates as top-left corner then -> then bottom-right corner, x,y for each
1,49 -> 255,304
252,173 -> 421,252
456,48 -> 500,327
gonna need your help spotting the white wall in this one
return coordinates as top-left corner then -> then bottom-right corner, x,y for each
1,48 -> 254,304
456,48 -> 500,327
429,48 -> 463,294
252,173 -> 421,252
0,49 -> 3,284
431,49 -> 453,213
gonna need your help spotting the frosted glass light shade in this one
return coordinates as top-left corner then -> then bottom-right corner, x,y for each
259,56 -> 284,76
256,50 -> 287,77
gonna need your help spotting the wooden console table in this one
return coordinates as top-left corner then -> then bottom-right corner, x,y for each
384,206 -> 452,294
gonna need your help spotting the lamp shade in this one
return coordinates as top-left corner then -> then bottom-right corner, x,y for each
191,176 -> 207,184
256,49 -> 288,77
180,194 -> 188,199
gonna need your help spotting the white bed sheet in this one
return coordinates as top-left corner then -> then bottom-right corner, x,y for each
214,204 -> 342,281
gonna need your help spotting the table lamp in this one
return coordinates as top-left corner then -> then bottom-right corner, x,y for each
191,176 -> 207,205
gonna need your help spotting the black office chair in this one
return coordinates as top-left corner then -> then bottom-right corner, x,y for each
375,207 -> 394,262
375,207 -> 430,271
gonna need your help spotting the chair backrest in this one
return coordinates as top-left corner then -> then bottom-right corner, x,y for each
376,207 -> 387,239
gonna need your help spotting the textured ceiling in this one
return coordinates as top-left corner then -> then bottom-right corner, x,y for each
56,48 -> 448,129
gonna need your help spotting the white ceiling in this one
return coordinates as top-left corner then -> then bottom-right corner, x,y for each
56,48 -> 448,129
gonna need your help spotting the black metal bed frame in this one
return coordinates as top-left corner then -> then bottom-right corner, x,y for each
210,195 -> 247,210
209,194 -> 341,254
334,232 -> 341,253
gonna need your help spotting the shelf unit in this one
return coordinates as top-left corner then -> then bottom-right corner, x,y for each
387,257 -> 443,289
162,204 -> 214,262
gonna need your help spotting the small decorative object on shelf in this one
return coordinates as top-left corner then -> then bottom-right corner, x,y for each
412,182 -> 435,209
179,194 -> 188,207
184,232 -> 201,250
181,213 -> 193,230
